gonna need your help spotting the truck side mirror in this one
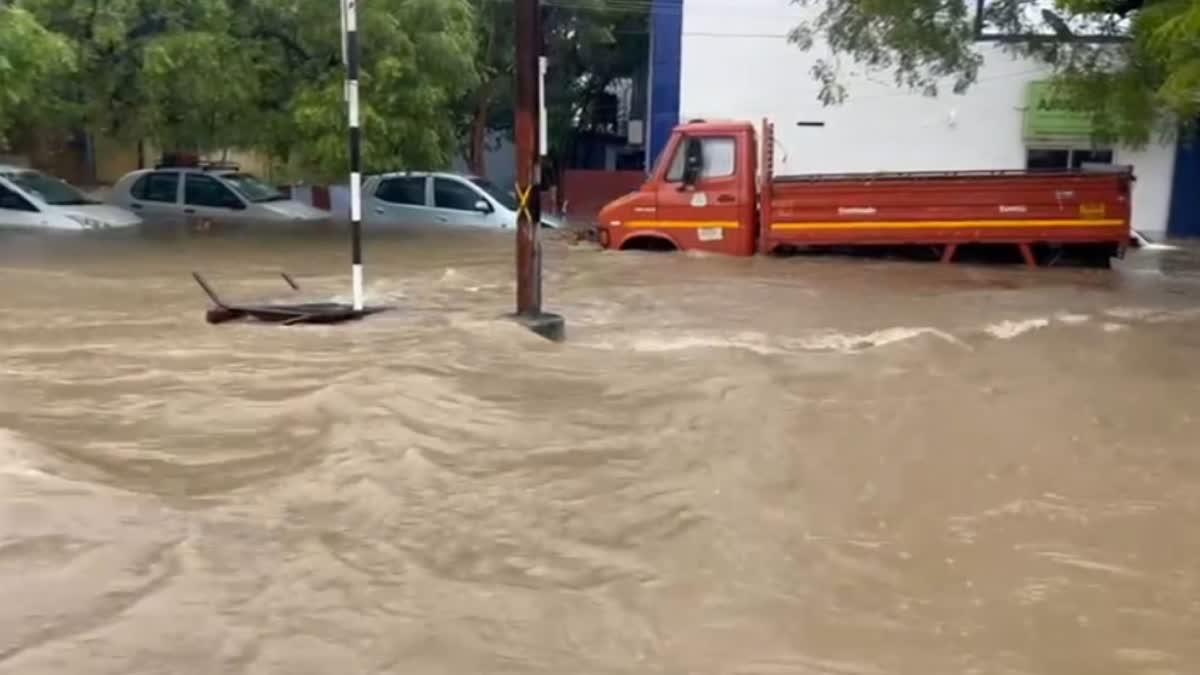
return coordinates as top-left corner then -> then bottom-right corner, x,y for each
681,137 -> 703,187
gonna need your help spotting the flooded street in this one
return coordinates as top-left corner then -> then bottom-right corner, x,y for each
1,229 -> 1199,674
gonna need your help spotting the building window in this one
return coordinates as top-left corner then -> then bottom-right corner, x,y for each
1026,148 -> 1114,170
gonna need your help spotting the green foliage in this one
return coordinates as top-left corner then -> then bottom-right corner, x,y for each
23,0 -> 236,142
11,0 -> 476,178
140,31 -> 263,152
456,0 -> 649,175
5,0 -> 641,178
457,0 -> 515,173
789,0 -> 1191,147
287,0 -> 478,180
0,5 -> 74,145
789,0 -> 982,104
544,0 -> 649,161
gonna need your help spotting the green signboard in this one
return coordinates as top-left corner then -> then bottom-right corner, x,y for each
1023,80 -> 1094,144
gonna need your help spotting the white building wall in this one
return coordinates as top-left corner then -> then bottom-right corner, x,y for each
678,0 -> 1175,235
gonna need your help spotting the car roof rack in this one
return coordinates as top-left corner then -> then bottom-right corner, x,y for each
153,154 -> 240,172
199,160 -> 241,172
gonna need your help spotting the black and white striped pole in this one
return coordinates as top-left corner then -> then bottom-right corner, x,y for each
342,0 -> 364,311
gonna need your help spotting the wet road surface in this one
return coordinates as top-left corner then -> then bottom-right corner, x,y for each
1,229 -> 1199,674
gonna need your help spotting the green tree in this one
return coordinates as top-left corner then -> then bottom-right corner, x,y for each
459,0 -> 515,175
456,0 -> 649,177
22,0 -> 245,147
543,0 -> 649,165
287,0 -> 479,181
0,4 -> 73,146
15,0 -> 476,178
788,0 -> 1185,146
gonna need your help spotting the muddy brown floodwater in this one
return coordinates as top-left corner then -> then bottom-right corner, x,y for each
1,228 -> 1199,674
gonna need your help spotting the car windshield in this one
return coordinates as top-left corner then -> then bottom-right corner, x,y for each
469,177 -> 518,211
219,173 -> 285,203
10,171 -> 95,206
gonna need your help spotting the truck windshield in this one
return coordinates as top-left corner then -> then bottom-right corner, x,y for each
220,173 -> 286,203
10,171 -> 95,206
469,177 -> 519,211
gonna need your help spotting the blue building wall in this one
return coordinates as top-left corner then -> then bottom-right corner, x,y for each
647,0 -> 683,170
1168,135 -> 1200,238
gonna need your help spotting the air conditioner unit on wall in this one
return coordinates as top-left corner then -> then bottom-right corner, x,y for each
627,120 -> 645,146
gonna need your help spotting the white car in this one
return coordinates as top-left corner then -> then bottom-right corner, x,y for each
0,165 -> 142,231
362,171 -> 562,230
108,165 -> 330,229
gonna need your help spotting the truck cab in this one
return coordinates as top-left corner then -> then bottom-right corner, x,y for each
596,120 -> 759,255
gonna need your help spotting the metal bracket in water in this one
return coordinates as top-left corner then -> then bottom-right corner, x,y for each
514,311 -> 566,342
192,272 -> 391,326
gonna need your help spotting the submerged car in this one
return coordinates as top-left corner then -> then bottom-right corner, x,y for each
362,171 -> 562,230
0,165 -> 142,231
108,165 -> 330,229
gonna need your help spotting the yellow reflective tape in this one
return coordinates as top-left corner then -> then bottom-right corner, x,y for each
515,182 -> 534,224
770,218 -> 1125,230
626,220 -> 740,229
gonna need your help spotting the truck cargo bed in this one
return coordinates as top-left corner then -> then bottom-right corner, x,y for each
759,123 -> 1133,264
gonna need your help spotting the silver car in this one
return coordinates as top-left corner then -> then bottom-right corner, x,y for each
108,165 -> 330,230
362,171 -> 561,230
0,165 -> 142,231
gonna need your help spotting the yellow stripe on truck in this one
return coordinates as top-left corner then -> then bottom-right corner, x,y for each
622,219 -> 1125,231
771,218 -> 1125,230
626,220 -> 740,229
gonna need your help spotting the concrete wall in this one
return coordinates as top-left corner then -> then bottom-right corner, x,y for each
676,0 -> 1176,235
451,131 -> 516,188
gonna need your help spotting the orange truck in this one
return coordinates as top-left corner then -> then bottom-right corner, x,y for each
595,119 -> 1134,267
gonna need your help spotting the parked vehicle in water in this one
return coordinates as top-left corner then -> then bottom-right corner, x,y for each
596,119 -> 1134,267
107,163 -> 330,230
0,165 -> 142,231
362,171 -> 562,230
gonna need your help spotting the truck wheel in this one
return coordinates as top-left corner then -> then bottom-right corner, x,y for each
1080,244 -> 1116,269
620,235 -> 677,252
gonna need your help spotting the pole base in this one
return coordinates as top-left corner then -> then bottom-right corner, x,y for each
513,311 -> 566,342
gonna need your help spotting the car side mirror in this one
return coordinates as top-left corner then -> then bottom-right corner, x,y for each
681,137 -> 703,187
474,199 -> 493,214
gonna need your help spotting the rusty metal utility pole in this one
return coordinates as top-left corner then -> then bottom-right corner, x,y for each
512,0 -> 565,341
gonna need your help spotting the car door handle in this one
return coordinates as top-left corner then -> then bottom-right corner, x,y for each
436,216 -> 449,223
184,208 -> 196,214
716,194 -> 736,204
374,207 -> 385,214
130,203 -> 143,210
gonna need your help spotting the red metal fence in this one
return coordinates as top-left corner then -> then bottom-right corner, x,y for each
559,169 -> 645,225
